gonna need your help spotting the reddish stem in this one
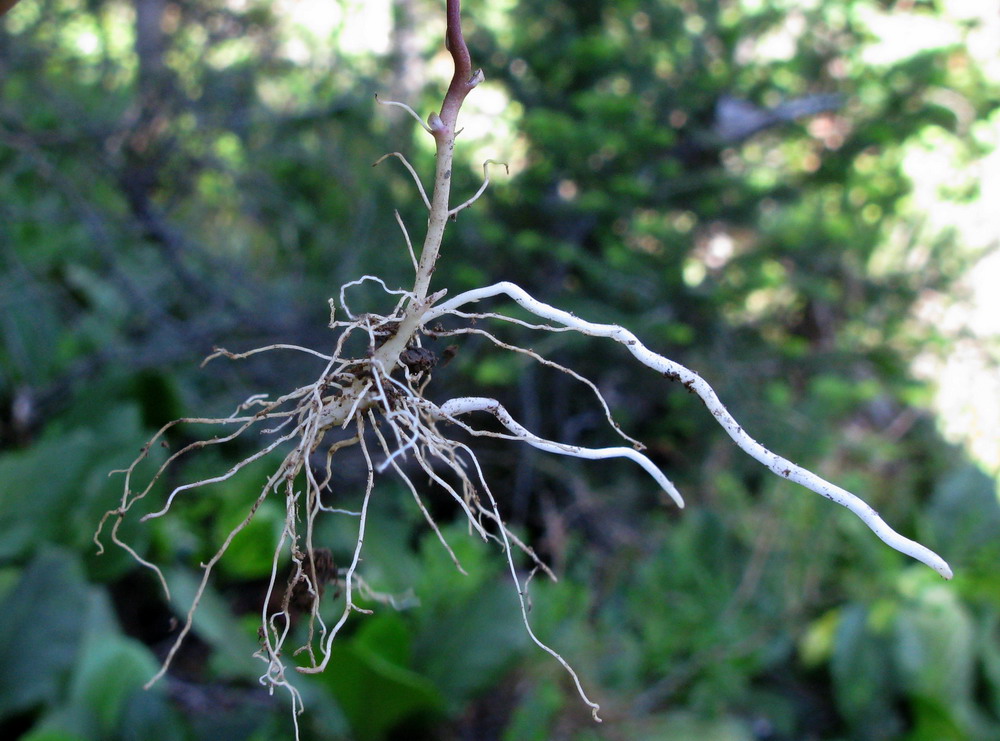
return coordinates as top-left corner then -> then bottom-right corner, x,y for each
0,0 -> 23,17
437,0 -> 481,133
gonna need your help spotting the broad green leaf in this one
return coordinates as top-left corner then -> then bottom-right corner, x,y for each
410,526 -> 528,703
928,464 -> 1000,568
799,607 -> 840,667
905,694 -> 969,741
214,496 -> 286,580
892,579 -> 975,732
19,731 -> 88,741
318,614 -> 444,741
0,430 -> 92,560
502,678 -> 562,741
979,610 -> 1000,719
830,603 -> 902,737
165,568 -> 261,681
0,278 -> 62,382
66,591 -> 161,735
0,550 -> 88,720
621,710 -> 754,741
0,405 -> 153,570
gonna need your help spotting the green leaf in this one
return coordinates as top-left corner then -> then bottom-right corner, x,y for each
410,525 -> 528,703
0,430 -> 92,560
502,678 -> 562,741
214,497 -> 285,580
412,579 -> 526,703
622,711 -> 754,741
0,405 -> 152,569
830,603 -> 902,736
893,580 -> 975,718
928,464 -> 1000,568
19,731 -> 89,741
66,591 -> 161,735
165,568 -> 261,680
905,694 -> 969,741
0,550 -> 89,720
980,611 -> 1000,719
0,278 -> 63,383
799,607 -> 840,667
471,355 -> 519,386
318,614 -> 444,741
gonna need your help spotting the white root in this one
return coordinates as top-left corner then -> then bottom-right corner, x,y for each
426,281 -> 953,580
431,396 -> 684,508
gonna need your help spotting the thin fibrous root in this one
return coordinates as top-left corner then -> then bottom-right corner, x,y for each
338,274 -> 415,321
202,343 -> 335,365
449,159 -> 509,217
395,210 -> 418,272
429,396 -> 683,508
373,152 -> 432,211
374,93 -> 434,133
370,410 -> 469,575
451,438 -> 603,721
429,323 -> 644,449
298,414 -> 377,675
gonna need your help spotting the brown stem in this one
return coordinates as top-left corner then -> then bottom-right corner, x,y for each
408,0 -> 481,305
366,0 -> 482,376
438,0 -> 479,131
0,0 -> 24,18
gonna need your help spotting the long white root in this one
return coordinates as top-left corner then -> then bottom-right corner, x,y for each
426,281 -> 953,580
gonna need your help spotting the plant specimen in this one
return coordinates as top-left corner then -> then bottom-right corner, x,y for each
95,1 -> 951,735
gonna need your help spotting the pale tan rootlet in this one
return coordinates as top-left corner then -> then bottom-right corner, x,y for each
95,2 -> 951,737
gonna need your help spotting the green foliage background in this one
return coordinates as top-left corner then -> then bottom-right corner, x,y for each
2,0 -> 999,739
